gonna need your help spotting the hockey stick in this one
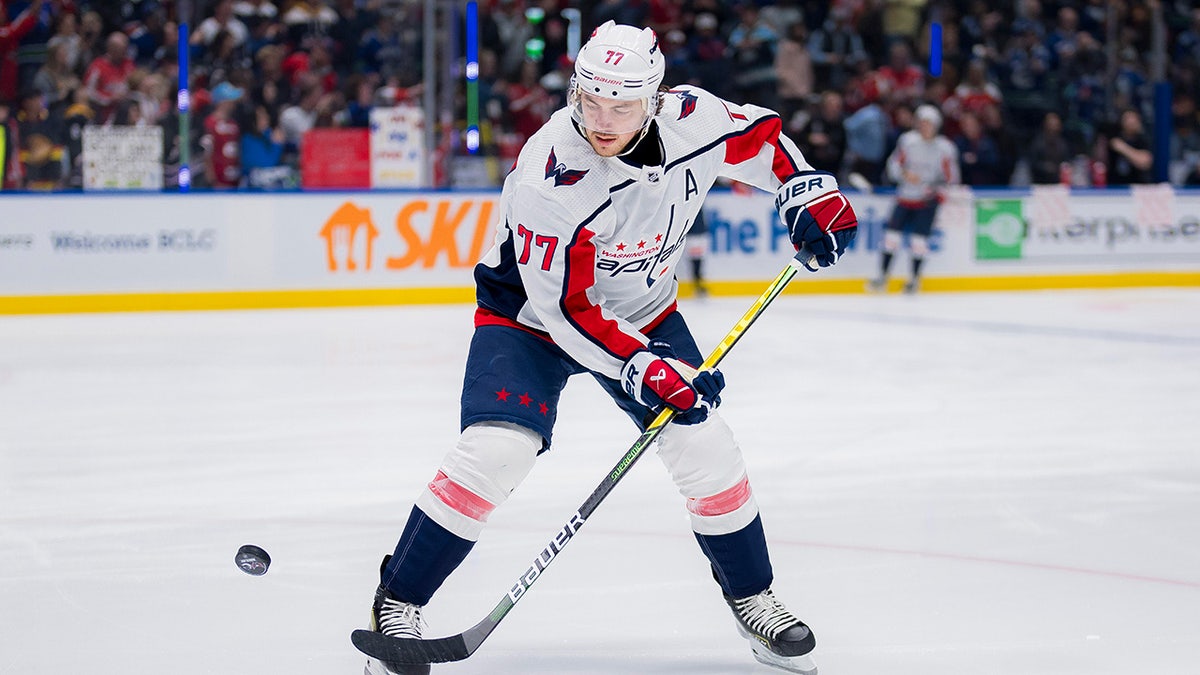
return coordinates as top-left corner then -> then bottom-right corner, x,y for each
352,250 -> 815,665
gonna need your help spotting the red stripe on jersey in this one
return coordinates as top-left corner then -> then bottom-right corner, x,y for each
561,228 -> 646,361
723,116 -> 797,183
428,470 -> 496,522
474,307 -> 556,343
686,475 -> 753,517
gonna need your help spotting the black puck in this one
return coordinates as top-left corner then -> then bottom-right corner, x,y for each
235,544 -> 271,576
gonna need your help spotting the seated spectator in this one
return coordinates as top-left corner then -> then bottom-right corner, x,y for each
685,13 -> 730,99
46,10 -> 82,74
14,88 -> 64,190
32,41 -> 79,113
240,102 -> 293,189
192,0 -> 249,52
794,90 -> 846,175
876,41 -> 924,107
201,80 -> 244,189
281,0 -> 338,45
774,20 -> 813,131
1026,111 -> 1075,184
82,31 -> 134,123
727,2 -> 780,109
1104,108 -> 1153,185
808,5 -> 867,93
843,99 -> 891,185
953,110 -> 1003,185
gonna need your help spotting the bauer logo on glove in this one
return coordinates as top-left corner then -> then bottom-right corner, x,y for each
776,171 -> 859,271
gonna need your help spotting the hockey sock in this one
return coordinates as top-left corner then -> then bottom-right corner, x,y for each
694,515 -> 773,598
383,506 -> 475,605
880,251 -> 894,277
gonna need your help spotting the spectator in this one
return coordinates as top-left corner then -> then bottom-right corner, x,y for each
76,10 -> 103,68
130,70 -> 170,126
1104,108 -> 1153,185
507,59 -> 552,147
774,20 -> 813,131
806,5 -> 864,92
59,84 -> 91,188
45,10 -> 81,74
278,77 -> 323,147
0,95 -> 19,188
82,31 -> 134,123
1026,111 -> 1074,184
240,102 -> 291,188
14,88 -> 62,189
843,98 -> 890,185
685,13 -> 730,98
329,0 -> 376,76
876,40 -> 924,107
201,80 -> 243,189
793,90 -> 845,175
953,110 -> 1002,185
281,0 -> 338,46
1001,19 -> 1053,143
1,0 -> 43,105
192,0 -> 249,52
31,40 -> 78,112
726,2 -> 780,109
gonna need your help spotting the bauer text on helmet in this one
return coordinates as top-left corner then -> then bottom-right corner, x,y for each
571,21 -> 665,135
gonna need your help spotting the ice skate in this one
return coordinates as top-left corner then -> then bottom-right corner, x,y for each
866,276 -> 887,293
364,583 -> 430,675
725,588 -> 817,674
903,277 -> 920,294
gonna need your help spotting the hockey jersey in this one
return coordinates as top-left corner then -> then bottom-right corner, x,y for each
474,86 -> 811,380
885,129 -> 960,205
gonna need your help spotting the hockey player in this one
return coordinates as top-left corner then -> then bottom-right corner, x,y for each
869,103 -> 959,294
364,21 -> 857,675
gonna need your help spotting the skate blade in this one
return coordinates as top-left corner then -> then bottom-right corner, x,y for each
749,642 -> 817,675
735,623 -> 817,675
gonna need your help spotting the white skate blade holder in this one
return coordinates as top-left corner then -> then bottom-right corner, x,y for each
736,623 -> 818,675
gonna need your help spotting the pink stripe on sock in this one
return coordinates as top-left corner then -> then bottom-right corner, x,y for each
428,471 -> 496,522
687,476 -> 752,517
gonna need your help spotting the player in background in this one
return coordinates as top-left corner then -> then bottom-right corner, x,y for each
363,22 -> 857,675
868,104 -> 959,294
684,206 -> 710,297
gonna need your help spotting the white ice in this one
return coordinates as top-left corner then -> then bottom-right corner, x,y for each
2,288 -> 1199,674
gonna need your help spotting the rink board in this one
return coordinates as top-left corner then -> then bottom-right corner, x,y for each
1,187 -> 1198,313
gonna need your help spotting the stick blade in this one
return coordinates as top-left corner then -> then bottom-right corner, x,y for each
351,629 -> 473,665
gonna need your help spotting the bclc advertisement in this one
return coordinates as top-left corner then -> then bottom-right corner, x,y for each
1,186 -> 1198,312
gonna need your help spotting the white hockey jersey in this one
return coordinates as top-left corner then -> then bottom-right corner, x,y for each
885,129 -> 960,205
474,86 -> 812,380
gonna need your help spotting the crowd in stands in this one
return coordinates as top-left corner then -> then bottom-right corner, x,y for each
2,0 -> 1200,190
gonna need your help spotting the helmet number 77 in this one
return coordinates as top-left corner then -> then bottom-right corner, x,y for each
604,50 -> 624,64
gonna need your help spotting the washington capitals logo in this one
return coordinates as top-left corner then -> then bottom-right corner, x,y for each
670,90 -> 698,120
545,147 -> 589,187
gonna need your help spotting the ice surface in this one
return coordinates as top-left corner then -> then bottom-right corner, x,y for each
2,289 -> 1198,674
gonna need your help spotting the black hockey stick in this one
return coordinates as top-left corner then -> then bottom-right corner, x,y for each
352,250 -> 814,665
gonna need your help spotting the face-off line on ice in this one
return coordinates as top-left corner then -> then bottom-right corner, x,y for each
354,20 -> 858,675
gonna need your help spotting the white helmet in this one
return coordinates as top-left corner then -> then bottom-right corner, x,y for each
570,21 -> 664,135
915,104 -> 943,131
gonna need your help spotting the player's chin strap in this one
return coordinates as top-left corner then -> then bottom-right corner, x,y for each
351,246 -> 816,667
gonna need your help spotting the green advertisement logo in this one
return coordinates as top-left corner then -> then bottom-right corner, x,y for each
975,199 -> 1025,260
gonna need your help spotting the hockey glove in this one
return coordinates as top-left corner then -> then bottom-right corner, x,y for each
776,171 -> 859,271
620,340 -> 725,424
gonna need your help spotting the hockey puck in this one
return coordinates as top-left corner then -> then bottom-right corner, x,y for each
235,544 -> 271,576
